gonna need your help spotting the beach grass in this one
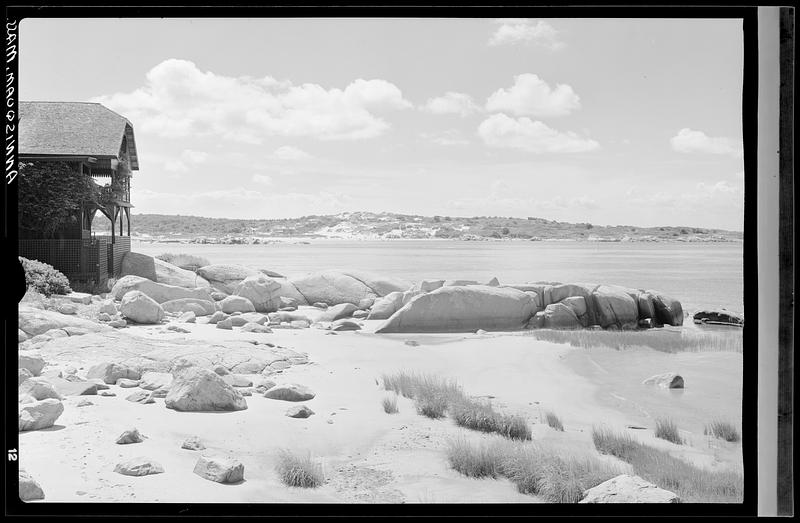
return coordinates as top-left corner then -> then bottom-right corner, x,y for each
381,371 -> 531,439
382,395 -> 399,414
446,438 -> 620,502
525,328 -> 742,353
544,411 -> 565,432
654,418 -> 683,445
592,426 -> 743,502
704,420 -> 741,443
275,449 -> 324,488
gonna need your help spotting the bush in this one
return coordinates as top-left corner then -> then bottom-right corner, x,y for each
382,395 -> 399,414
155,253 -> 211,271
592,426 -> 743,502
704,420 -> 741,442
275,450 -> 324,488
654,418 -> 683,445
19,257 -> 72,296
545,411 -> 565,432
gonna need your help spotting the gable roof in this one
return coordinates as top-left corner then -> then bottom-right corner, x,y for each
19,101 -> 139,170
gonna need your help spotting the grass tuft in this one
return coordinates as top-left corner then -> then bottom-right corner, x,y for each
275,449 -> 324,488
704,420 -> 741,442
654,418 -> 683,445
544,411 -> 565,432
382,395 -> 399,414
450,399 -> 532,440
592,426 -> 743,502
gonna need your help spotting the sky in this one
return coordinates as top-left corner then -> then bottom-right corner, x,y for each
19,17 -> 744,230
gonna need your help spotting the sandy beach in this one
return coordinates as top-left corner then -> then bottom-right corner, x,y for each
19,312 -> 743,503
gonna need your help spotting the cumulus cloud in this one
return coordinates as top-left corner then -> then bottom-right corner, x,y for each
486,74 -> 580,117
270,145 -> 312,161
478,113 -> 599,153
423,92 -> 480,117
489,19 -> 564,49
92,59 -> 412,143
252,174 -> 273,186
670,128 -> 743,158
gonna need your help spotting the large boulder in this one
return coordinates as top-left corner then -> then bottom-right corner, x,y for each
196,264 -> 260,294
560,296 -> 590,327
342,271 -> 412,296
18,306 -> 107,337
193,455 -> 244,483
233,274 -> 282,313
692,309 -> 743,326
314,303 -> 358,322
120,291 -> 165,324
649,292 -> 684,326
591,286 -> 639,329
291,271 -> 378,306
19,378 -> 63,401
19,353 -> 45,376
111,275 -> 212,304
367,291 -> 405,320
376,285 -> 536,333
219,295 -> 256,314
120,251 -> 157,281
19,398 -> 64,431
161,298 -> 216,317
264,383 -> 315,402
539,303 -> 583,329
114,457 -> 165,476
579,474 -> 680,503
154,257 -> 210,288
165,368 -> 247,412
637,292 -> 658,322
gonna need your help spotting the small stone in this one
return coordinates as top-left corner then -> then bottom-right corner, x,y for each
19,468 -> 45,501
19,368 -> 33,386
330,319 -> 361,332
178,311 -> 196,323
404,340 -> 420,347
116,428 -> 146,444
167,325 -> 191,333
213,365 -> 230,376
264,383 -> 315,402
181,436 -> 206,451
125,391 -> 155,404
114,457 -> 164,476
286,405 -> 315,418
77,399 -> 94,407
98,312 -> 112,322
109,319 -> 127,328
229,316 -> 248,327
116,378 -> 140,388
99,391 -> 116,397
57,302 -> 78,315
642,372 -> 684,389
216,318 -> 233,330
208,311 -> 228,324
312,302 -> 329,309
241,322 -> 272,333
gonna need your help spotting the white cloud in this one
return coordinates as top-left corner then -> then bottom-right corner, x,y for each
486,74 -> 580,117
626,179 -> 743,213
162,148 -> 210,173
420,129 -> 470,146
447,181 -> 597,213
92,59 -> 412,143
478,113 -> 599,153
423,92 -> 480,117
670,128 -> 743,158
252,174 -> 273,186
270,145 -> 312,161
489,19 -> 564,50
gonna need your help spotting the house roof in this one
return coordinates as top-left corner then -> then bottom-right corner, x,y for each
19,101 -> 139,170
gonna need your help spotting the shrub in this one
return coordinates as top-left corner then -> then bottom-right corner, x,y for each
545,411 -> 565,432
19,257 -> 72,296
654,418 -> 683,445
592,426 -> 743,502
155,253 -> 211,271
382,395 -> 399,414
275,450 -> 324,488
704,420 -> 741,443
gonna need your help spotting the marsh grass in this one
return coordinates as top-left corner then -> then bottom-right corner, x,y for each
525,328 -> 742,354
155,253 -> 211,271
704,420 -> 741,442
545,411 -> 565,432
654,418 -> 683,445
275,449 -> 324,488
382,395 -> 399,414
592,426 -> 743,502
446,438 -> 619,502
381,371 -> 530,439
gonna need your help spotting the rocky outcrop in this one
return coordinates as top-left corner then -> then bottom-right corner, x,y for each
111,275 -> 213,304
193,455 -> 244,483
18,306 -> 108,337
591,286 -> 639,330
376,285 -> 536,333
291,271 -> 378,306
161,298 -> 216,316
341,271 -> 411,297
19,398 -> 64,431
165,368 -> 248,411
693,309 -> 743,326
154,257 -> 210,289
579,474 -> 680,503
196,264 -> 260,294
120,291 -> 165,324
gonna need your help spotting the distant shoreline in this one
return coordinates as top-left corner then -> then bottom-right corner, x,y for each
128,236 -> 743,245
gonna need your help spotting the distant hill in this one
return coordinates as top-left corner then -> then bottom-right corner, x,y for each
94,211 -> 743,243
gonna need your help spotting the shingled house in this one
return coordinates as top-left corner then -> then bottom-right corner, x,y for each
18,101 -> 140,286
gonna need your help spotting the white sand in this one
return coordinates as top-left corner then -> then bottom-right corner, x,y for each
19,320 -> 743,503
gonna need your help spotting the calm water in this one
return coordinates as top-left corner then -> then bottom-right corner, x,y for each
133,240 -> 743,314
